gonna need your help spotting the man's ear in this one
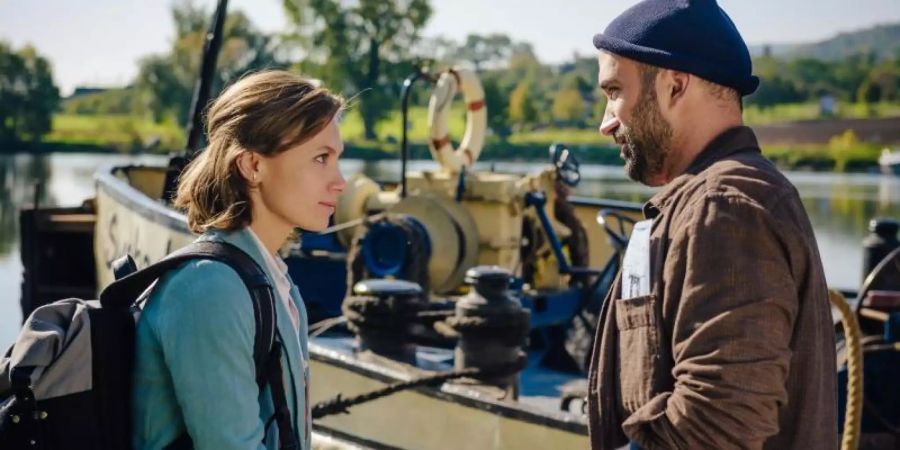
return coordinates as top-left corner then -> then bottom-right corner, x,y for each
663,70 -> 690,109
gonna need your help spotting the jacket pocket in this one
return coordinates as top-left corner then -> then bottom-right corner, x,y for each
615,294 -> 661,413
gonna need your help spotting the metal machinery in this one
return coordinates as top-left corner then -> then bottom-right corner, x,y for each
290,67 -> 621,375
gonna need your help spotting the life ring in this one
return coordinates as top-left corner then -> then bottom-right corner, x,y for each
426,68 -> 487,173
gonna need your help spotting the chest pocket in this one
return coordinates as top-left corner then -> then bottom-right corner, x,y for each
615,293 -> 662,413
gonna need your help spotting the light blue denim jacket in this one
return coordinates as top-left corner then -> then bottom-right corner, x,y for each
132,228 -> 310,450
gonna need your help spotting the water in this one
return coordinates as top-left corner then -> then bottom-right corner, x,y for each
1,152 -> 899,345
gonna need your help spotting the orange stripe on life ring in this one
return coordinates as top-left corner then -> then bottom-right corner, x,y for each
463,148 -> 474,165
431,135 -> 451,150
467,100 -> 485,111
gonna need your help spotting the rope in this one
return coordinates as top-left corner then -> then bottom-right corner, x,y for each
433,310 -> 531,345
830,289 -> 863,450
311,355 -> 527,420
342,294 -> 426,337
309,316 -> 347,338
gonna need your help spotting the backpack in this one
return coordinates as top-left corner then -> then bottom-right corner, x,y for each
0,241 -> 298,450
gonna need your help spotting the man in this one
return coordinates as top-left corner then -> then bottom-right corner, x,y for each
587,1 -> 838,449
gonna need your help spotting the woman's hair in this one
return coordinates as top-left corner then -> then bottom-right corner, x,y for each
174,70 -> 343,233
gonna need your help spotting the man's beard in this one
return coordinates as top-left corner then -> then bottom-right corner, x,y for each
615,91 -> 674,185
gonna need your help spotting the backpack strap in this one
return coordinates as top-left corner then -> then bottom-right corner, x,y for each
100,242 -> 275,384
100,241 -> 298,449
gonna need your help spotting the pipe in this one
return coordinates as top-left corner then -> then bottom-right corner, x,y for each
399,69 -> 434,198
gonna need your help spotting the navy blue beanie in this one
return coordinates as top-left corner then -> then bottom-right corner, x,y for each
593,0 -> 759,96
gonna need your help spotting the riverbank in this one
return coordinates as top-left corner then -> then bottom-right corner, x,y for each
5,112 -> 899,172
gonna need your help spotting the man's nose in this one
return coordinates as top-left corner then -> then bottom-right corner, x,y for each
599,116 -> 620,136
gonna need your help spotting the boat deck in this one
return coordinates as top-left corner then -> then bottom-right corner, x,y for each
311,335 -> 588,425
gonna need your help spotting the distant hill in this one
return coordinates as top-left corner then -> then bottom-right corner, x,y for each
750,22 -> 900,61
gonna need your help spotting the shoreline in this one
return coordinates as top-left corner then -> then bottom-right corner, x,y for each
1,139 -> 894,174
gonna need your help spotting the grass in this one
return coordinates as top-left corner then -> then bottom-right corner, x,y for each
743,101 -> 900,125
45,114 -> 184,152
340,106 -> 468,142
763,130 -> 885,172
38,105 -> 897,172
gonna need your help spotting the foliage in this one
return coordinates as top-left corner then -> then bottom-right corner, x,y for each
63,88 -> 139,115
282,0 -> 432,140
134,1 -> 285,125
0,42 -> 60,143
552,87 -> 586,124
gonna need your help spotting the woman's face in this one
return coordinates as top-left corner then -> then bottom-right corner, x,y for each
255,117 -> 346,232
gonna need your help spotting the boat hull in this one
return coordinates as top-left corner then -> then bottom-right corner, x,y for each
94,165 -> 193,289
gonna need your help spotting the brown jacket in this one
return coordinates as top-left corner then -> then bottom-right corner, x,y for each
587,127 -> 838,450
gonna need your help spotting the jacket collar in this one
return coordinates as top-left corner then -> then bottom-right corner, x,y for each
644,126 -> 760,219
198,227 -> 271,275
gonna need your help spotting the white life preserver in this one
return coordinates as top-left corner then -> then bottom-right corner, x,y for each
426,68 -> 487,173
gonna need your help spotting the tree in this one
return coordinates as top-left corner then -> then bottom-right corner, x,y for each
283,0 -> 432,140
0,42 -> 60,143
552,88 -> 585,123
502,44 -> 543,86
481,76 -> 509,138
508,80 -> 537,127
64,88 -> 139,115
135,2 -> 284,125
456,34 -> 514,72
857,62 -> 898,103
411,35 -> 461,68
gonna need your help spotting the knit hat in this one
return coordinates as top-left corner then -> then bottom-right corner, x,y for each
593,0 -> 759,96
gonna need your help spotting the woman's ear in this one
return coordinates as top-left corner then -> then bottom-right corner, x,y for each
235,151 -> 260,186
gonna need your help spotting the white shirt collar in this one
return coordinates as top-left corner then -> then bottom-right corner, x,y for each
246,227 -> 289,277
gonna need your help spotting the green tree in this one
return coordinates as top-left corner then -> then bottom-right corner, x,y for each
283,0 -> 432,140
551,87 -> 585,123
508,80 -> 537,127
456,34 -> 515,72
63,88 -> 139,115
857,62 -> 898,103
858,77 -> 883,103
481,75 -> 509,138
0,42 -> 60,143
135,2 -> 283,125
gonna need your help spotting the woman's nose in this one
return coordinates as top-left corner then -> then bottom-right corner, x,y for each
332,170 -> 347,193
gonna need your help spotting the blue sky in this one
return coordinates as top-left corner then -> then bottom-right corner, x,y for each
1,0 -> 899,95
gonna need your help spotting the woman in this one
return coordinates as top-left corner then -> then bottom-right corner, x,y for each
132,70 -> 346,450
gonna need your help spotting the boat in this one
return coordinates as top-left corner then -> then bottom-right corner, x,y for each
15,2 -> 900,449
81,135 -> 635,449
879,147 -> 900,176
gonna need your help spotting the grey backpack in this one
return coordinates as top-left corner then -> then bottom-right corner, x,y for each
0,241 -> 298,450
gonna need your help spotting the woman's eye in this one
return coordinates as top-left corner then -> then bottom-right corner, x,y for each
314,154 -> 327,164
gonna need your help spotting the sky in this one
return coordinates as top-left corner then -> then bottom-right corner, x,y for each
1,0 -> 899,96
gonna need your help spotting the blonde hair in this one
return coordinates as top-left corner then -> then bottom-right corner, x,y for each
174,70 -> 344,233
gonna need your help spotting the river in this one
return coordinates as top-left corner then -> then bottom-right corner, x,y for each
1,152 -> 899,344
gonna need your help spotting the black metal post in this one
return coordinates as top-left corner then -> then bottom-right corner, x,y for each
399,69 -> 434,198
162,0 -> 229,203
184,0 -> 229,155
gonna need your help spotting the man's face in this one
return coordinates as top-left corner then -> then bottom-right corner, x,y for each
597,52 -> 673,186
